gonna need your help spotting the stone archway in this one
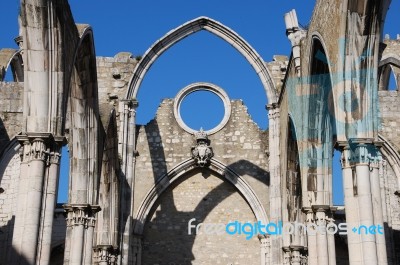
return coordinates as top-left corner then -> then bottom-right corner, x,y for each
126,16 -> 278,103
133,158 -> 269,265
62,25 -> 103,265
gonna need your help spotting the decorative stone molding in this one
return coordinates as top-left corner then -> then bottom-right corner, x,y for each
191,129 -> 214,167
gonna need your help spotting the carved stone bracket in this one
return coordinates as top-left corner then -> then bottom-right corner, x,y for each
191,129 -> 214,167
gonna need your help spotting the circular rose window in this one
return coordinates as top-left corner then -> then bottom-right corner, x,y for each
173,82 -> 231,135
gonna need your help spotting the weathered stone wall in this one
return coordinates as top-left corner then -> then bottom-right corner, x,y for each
382,38 -> 400,57
142,169 -> 260,264
0,82 -> 23,152
381,162 -> 400,264
0,150 -> 20,264
134,98 -> 269,263
266,55 -> 289,93
379,90 -> 400,150
96,53 -> 138,127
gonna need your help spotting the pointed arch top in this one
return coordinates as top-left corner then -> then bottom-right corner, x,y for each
133,158 -> 269,235
126,16 -> 278,103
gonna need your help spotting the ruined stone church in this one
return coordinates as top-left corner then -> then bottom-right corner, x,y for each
0,0 -> 399,264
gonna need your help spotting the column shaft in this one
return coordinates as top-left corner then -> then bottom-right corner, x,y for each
306,211 -> 318,265
37,148 -> 61,265
267,106 -> 282,265
341,148 -> 362,265
371,158 -> 388,265
315,211 -> 329,265
83,218 -> 95,264
327,219 -> 336,265
12,137 -> 52,265
11,143 -> 30,263
355,163 -> 377,265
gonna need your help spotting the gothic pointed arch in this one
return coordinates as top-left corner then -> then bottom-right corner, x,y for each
133,158 -> 269,235
0,49 -> 23,82
63,25 -> 102,205
126,16 -> 278,103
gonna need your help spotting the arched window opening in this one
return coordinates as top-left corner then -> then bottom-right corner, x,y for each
379,64 -> 399,91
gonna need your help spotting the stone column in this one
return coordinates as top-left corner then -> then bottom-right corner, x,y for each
353,142 -> 378,265
267,104 -> 282,265
303,207 -> 317,265
327,209 -> 337,265
259,234 -> 270,265
369,148 -> 387,265
339,144 -> 363,264
119,99 -> 139,265
37,140 -> 63,265
64,204 -> 100,265
11,133 -> 58,265
313,205 -> 330,265
63,209 -> 74,265
84,217 -> 96,265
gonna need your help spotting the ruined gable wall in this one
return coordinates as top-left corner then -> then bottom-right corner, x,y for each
134,98 -> 269,263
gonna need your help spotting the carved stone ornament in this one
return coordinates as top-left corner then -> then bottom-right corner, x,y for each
191,129 -> 214,167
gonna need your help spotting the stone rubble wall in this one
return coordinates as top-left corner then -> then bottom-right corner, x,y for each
379,90 -> 400,151
0,81 -> 23,153
96,53 -> 138,128
0,151 -> 21,264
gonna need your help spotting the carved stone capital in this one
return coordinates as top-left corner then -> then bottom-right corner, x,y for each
16,133 -> 65,163
302,207 -> 314,223
337,139 -> 382,167
94,245 -> 118,264
266,104 -> 280,120
63,204 -> 101,227
49,150 -> 61,164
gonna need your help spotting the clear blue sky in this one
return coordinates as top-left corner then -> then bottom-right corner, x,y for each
1,1 -> 399,205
